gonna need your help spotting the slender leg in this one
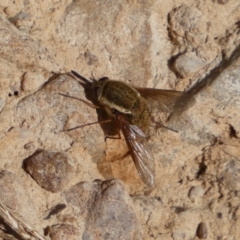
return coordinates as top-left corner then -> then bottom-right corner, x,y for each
104,118 -> 122,141
104,128 -> 121,141
58,93 -> 99,109
62,119 -> 113,132
151,117 -> 178,133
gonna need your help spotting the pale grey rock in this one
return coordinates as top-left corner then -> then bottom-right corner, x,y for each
174,52 -> 207,78
64,179 -> 143,240
188,185 -> 205,202
217,160 -> 240,191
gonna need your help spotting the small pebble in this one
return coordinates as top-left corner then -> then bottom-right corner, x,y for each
196,222 -> 207,239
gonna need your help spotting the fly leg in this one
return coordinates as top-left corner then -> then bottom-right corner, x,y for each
58,93 -> 99,109
151,117 -> 178,133
61,119 -> 113,132
58,93 -> 109,132
104,121 -> 121,141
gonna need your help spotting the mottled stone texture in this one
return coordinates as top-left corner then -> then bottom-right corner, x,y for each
0,170 -> 36,219
24,150 -> 75,192
64,179 -> 143,240
0,170 -> 39,235
48,224 -> 80,240
0,0 -> 240,239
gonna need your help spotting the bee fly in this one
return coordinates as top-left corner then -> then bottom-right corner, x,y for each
60,70 -> 194,187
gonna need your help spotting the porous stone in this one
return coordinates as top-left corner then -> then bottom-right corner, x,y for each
64,179 -> 143,240
21,71 -> 48,92
0,170 -> 37,228
188,185 -> 205,202
174,52 -> 207,78
48,224 -> 80,240
24,150 -> 75,192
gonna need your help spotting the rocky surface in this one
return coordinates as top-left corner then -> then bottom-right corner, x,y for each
0,0 -> 240,239
24,150 -> 75,193
64,179 -> 142,240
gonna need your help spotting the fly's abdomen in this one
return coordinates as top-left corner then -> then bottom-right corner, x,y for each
131,97 -> 150,133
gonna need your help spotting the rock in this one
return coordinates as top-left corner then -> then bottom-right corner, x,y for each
24,150 -> 75,192
131,195 -> 164,239
196,222 -> 208,239
174,52 -> 207,78
64,179 -> 143,240
217,160 -> 240,191
188,185 -> 205,202
168,5 -> 208,45
0,170 -> 37,226
170,210 -> 203,240
48,224 -> 80,240
21,71 -> 48,92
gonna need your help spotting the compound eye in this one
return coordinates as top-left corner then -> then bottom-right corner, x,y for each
93,87 -> 99,98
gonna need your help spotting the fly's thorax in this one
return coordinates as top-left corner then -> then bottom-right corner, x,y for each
93,78 -> 150,133
97,80 -> 140,115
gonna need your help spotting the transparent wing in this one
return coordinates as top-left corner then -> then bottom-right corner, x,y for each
115,114 -> 155,187
136,88 -> 195,113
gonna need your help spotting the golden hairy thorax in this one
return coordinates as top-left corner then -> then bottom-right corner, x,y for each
95,79 -> 151,133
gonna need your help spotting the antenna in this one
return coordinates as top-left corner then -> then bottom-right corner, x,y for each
71,70 -> 92,85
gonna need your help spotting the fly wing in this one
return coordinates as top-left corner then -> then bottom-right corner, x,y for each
115,114 -> 155,187
136,88 -> 195,114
